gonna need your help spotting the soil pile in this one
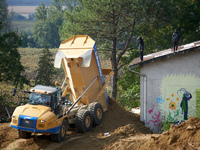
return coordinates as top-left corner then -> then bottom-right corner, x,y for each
138,116 -> 200,150
2,97 -> 200,150
1,97 -> 152,150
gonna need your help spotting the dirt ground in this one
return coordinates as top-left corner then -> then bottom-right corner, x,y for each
1,98 -> 200,150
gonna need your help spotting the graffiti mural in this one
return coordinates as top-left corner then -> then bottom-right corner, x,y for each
178,88 -> 192,120
147,105 -> 161,126
159,74 -> 199,122
156,97 -> 164,104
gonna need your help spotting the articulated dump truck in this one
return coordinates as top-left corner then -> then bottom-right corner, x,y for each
10,35 -> 114,142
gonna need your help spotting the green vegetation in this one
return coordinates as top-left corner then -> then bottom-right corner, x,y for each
35,45 -> 56,86
1,0 -> 200,111
12,20 -> 36,33
159,120 -> 177,133
0,22 -> 29,88
33,1 -> 64,48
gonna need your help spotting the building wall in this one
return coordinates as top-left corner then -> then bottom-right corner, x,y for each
140,50 -> 200,133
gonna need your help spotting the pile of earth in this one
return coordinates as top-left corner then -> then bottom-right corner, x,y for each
1,97 -> 153,150
138,116 -> 200,150
2,97 -> 200,150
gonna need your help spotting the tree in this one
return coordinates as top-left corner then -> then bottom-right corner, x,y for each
117,49 -> 140,109
0,22 -> 29,88
137,0 -> 200,53
33,1 -> 64,48
59,0 -> 153,99
35,2 -> 48,21
35,45 -> 55,86
0,0 -> 10,32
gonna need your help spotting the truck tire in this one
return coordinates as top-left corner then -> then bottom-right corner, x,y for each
88,102 -> 103,126
18,130 -> 31,139
75,109 -> 92,133
51,119 -> 67,142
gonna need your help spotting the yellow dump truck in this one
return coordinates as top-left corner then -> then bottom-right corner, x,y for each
10,35 -> 113,142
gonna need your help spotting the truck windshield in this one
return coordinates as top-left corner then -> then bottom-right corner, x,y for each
28,93 -> 51,106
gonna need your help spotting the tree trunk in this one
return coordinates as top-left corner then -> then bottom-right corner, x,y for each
111,33 -> 118,100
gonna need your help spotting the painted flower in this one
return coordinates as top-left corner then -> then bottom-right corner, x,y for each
176,98 -> 179,101
171,93 -> 174,97
166,98 -> 170,101
169,102 -> 176,109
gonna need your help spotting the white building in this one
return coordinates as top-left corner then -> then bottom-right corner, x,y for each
129,41 -> 200,132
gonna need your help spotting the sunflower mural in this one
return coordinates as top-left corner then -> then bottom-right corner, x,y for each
159,74 -> 198,122
169,101 -> 176,109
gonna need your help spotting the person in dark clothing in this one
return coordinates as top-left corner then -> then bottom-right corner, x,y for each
138,36 -> 144,61
172,29 -> 180,52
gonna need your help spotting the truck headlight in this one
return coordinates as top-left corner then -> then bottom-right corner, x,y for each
12,116 -> 18,124
40,120 -> 46,123
12,115 -> 17,119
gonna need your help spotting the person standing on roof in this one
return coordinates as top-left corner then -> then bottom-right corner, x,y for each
172,29 -> 180,52
138,36 -> 144,62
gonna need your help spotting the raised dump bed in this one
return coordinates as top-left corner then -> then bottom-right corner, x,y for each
54,35 -> 113,111
10,35 -> 113,142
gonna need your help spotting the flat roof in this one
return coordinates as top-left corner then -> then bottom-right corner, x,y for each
129,41 -> 200,70
30,85 -> 60,94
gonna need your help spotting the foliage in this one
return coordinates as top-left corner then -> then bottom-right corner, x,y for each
0,22 -> 30,88
11,20 -> 37,33
59,0 -> 155,99
21,31 -> 36,47
35,45 -> 56,86
0,94 -> 18,107
9,12 -> 26,20
137,0 -> 200,53
0,0 -> 10,33
160,120 -> 176,133
117,49 -> 140,109
33,1 -> 64,48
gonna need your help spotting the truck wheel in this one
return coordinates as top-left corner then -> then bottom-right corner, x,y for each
51,119 -> 67,142
75,109 -> 92,133
88,102 -> 103,126
18,130 -> 31,139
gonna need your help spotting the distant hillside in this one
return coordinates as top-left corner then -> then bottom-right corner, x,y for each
7,0 -> 53,6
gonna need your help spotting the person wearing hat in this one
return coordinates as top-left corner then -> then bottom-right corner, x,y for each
172,29 -> 180,52
138,36 -> 144,62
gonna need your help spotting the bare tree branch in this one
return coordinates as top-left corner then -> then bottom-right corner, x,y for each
116,18 -> 136,65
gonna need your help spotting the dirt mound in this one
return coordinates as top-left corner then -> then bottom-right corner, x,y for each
1,97 -> 152,150
138,117 -> 200,150
0,123 -> 18,148
94,97 -> 151,135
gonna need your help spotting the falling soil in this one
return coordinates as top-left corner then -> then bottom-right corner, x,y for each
1,97 -> 200,150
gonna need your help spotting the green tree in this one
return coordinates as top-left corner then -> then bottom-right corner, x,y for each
117,49 -> 140,109
35,2 -> 48,21
59,0 -> 153,99
0,22 -> 29,88
33,1 -> 64,48
0,0 -> 10,32
137,0 -> 200,53
35,45 -> 55,86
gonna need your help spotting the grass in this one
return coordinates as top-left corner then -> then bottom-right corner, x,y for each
18,47 -> 58,72
1,47 -> 111,91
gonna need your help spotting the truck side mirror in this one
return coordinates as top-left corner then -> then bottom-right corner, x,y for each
60,96 -> 65,105
61,96 -> 65,101
12,89 -> 16,96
